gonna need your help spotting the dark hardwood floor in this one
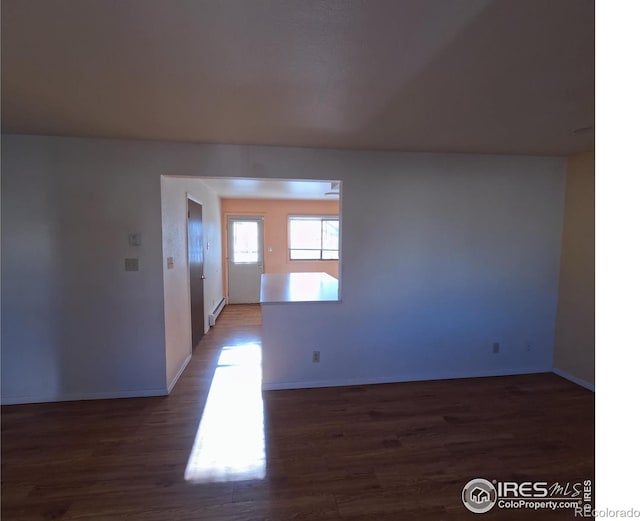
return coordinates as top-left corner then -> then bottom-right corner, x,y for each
2,305 -> 594,520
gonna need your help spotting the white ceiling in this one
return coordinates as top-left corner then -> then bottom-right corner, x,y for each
197,178 -> 339,200
1,0 -> 594,156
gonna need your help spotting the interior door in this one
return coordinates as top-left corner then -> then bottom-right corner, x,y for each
227,217 -> 264,304
188,199 -> 205,349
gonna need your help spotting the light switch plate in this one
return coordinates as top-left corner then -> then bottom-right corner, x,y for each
124,258 -> 139,271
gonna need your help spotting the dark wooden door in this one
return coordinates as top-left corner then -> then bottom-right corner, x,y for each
188,199 -> 204,350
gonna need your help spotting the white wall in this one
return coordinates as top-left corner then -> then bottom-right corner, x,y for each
161,176 -> 224,390
1,136 -> 170,403
262,155 -> 567,388
1,134 -> 566,403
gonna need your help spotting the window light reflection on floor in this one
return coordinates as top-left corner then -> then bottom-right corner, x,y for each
184,343 -> 266,483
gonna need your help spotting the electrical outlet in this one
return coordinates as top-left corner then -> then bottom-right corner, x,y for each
312,351 -> 320,363
525,342 -> 532,352
492,342 -> 500,354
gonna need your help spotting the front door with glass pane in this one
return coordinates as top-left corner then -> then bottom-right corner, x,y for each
227,217 -> 264,304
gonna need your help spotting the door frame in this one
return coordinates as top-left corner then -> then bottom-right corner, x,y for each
225,214 -> 265,304
186,194 -> 205,351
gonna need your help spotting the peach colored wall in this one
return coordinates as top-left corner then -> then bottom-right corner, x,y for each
553,150 -> 594,387
221,198 -> 340,299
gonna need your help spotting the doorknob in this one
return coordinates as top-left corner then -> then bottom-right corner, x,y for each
201,275 -> 206,280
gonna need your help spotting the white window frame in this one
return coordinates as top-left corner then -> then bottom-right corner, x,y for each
288,215 -> 340,261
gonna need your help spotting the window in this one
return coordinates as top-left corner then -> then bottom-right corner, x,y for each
289,216 -> 339,260
231,220 -> 259,263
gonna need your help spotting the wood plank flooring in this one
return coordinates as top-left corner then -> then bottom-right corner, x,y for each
216,304 -> 262,326
2,305 -> 594,520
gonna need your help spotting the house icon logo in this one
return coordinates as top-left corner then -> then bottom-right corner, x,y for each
471,487 -> 489,503
462,478 -> 497,513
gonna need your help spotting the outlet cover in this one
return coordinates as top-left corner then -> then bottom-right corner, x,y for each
492,342 -> 500,354
312,351 -> 320,363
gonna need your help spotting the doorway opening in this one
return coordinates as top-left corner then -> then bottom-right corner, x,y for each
160,176 -> 341,391
216,178 -> 342,305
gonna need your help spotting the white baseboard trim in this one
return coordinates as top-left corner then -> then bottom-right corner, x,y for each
1,387 -> 168,406
167,354 -> 192,394
262,366 -> 551,391
553,368 -> 595,392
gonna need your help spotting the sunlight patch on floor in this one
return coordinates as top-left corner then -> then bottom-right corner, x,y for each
184,343 -> 265,483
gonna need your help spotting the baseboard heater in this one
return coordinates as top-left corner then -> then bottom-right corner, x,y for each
208,297 -> 226,326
